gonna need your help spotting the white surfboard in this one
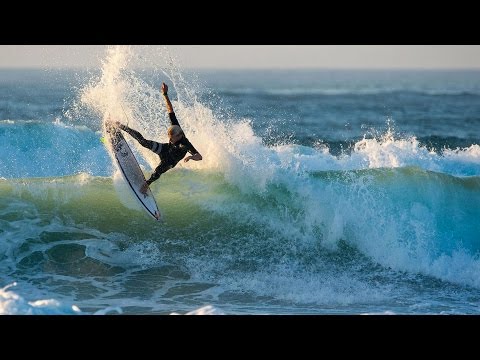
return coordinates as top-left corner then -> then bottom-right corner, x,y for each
104,122 -> 161,221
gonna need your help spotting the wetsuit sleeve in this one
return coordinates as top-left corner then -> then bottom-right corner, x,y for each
184,137 -> 199,155
169,112 -> 180,126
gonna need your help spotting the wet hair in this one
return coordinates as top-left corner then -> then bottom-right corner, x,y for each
168,125 -> 183,137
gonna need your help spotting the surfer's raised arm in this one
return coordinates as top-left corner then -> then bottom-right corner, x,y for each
161,82 -> 182,128
161,82 -> 174,114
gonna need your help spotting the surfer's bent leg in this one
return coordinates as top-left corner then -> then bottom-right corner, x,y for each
119,125 -> 163,155
146,162 -> 172,185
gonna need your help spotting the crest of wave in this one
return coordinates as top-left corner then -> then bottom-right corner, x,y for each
348,128 -> 436,169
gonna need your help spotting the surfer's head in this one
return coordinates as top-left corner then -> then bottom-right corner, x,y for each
168,125 -> 184,144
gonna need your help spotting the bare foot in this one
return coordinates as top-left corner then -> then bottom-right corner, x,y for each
105,121 -> 114,133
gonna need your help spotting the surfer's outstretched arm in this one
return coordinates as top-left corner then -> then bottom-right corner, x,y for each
161,82 -> 180,127
161,83 -> 173,114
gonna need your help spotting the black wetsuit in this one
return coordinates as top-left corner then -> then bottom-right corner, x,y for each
119,112 -> 199,185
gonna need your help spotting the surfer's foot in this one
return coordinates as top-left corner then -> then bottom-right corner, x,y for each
140,182 -> 149,195
115,121 -> 128,131
105,121 -> 115,133
106,121 -> 125,133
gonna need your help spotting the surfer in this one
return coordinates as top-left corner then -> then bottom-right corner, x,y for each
115,82 -> 202,194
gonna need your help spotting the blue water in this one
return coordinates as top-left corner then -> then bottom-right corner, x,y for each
1,46 -> 480,314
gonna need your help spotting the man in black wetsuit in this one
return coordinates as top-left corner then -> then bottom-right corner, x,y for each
115,82 -> 202,194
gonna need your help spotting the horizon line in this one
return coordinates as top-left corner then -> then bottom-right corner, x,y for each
1,66 -> 480,71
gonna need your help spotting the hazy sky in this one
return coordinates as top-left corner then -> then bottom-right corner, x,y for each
1,45 -> 480,69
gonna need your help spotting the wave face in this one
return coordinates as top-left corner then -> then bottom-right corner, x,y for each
1,47 -> 480,314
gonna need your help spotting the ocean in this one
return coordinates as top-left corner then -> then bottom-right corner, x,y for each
1,46 -> 480,315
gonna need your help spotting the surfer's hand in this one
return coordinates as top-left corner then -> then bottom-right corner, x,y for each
161,82 -> 168,95
184,153 -> 202,162
140,182 -> 149,194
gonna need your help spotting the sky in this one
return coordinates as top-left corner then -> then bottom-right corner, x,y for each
1,45 -> 480,69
